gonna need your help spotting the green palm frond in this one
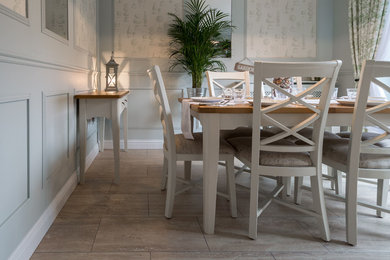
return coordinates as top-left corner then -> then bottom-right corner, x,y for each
168,0 -> 234,88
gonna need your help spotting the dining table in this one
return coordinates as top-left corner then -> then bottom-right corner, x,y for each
184,100 -> 390,234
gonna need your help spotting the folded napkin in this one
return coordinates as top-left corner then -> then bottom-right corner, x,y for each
181,99 -> 197,140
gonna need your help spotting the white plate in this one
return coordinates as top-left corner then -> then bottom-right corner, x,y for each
191,97 -> 222,103
336,98 -> 387,106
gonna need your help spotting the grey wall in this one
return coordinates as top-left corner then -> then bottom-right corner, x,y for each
332,0 -> 354,96
100,0 -> 335,143
0,0 -> 98,259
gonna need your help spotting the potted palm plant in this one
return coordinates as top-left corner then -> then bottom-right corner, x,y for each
168,0 -> 234,97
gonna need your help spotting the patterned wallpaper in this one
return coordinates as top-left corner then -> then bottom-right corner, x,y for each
74,0 -> 96,55
247,0 -> 316,58
45,0 -> 68,39
0,0 -> 26,17
114,0 -> 183,58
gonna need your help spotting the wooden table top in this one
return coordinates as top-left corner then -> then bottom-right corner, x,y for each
75,90 -> 130,99
179,99 -> 390,114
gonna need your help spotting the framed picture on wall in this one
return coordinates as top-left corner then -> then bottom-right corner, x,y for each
0,0 -> 29,25
42,0 -> 69,43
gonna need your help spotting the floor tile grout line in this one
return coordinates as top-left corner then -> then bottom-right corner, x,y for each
90,217 -> 102,252
196,216 -> 211,252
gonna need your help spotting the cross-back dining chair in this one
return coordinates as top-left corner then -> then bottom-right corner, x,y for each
227,60 -> 342,240
147,65 -> 237,219
320,60 -> 390,245
206,71 -> 251,98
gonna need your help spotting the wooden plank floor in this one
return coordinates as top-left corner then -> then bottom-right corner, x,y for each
31,150 -> 390,260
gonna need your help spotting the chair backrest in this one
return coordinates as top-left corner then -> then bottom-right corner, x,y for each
252,60 -> 342,172
147,65 -> 176,154
349,60 -> 390,170
206,71 -> 251,97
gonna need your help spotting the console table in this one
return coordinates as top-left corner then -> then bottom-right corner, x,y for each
75,90 -> 129,184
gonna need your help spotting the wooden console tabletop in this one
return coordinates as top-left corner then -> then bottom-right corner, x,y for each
75,90 -> 129,99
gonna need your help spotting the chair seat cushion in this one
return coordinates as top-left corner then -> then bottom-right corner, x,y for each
323,138 -> 390,169
175,133 -> 235,155
227,136 -> 313,167
221,126 -> 288,140
220,127 -> 253,140
336,132 -> 390,148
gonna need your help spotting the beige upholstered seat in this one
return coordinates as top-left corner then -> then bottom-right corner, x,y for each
336,132 -> 390,148
323,138 -> 390,169
228,136 -> 313,167
175,133 -> 235,155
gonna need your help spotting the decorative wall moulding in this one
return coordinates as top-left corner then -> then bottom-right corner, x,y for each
0,0 -> 29,25
0,50 -> 91,73
0,95 -> 30,228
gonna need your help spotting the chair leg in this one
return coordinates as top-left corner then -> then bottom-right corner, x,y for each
294,177 -> 303,205
376,179 -> 389,218
346,169 -> 358,245
226,159 -> 237,218
248,171 -> 260,240
310,173 -> 330,242
165,159 -> 177,218
328,166 -> 335,190
184,161 -> 192,181
282,177 -> 291,198
332,168 -> 342,195
161,157 -> 168,191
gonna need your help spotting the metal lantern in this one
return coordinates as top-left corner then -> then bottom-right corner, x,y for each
105,51 -> 119,91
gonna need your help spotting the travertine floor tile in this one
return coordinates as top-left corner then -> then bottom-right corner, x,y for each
106,194 -> 148,216
72,180 -> 112,195
93,216 -> 208,252
59,194 -> 109,217
151,251 -> 274,260
272,252 -> 390,260
109,177 -> 162,194
35,218 -> 99,252
31,149 -> 390,259
149,193 -> 235,217
203,217 -> 327,252
31,252 -> 150,260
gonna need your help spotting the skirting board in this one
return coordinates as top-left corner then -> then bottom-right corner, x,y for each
86,143 -> 100,171
104,139 -> 163,150
9,172 -> 77,260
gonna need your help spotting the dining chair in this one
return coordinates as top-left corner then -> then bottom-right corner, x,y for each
147,65 -> 237,219
206,71 -> 251,98
226,60 -> 342,240
320,60 -> 390,245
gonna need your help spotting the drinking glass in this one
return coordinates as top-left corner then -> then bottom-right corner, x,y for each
332,88 -> 338,99
347,88 -> 357,99
233,88 -> 245,103
222,88 -> 233,100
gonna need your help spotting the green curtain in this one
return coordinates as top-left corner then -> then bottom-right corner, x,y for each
349,0 -> 388,79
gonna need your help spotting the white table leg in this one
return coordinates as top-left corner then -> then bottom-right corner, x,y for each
98,117 -> 105,152
79,99 -> 87,184
123,106 -> 128,151
201,114 -> 220,234
111,100 -> 121,184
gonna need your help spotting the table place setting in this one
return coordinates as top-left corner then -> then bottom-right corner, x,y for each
335,96 -> 387,106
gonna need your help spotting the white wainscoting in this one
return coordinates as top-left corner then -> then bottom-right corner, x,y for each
8,172 -> 77,260
42,90 -> 71,186
0,95 -> 30,228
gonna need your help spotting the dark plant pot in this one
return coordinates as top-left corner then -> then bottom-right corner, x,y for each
186,88 -> 207,98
